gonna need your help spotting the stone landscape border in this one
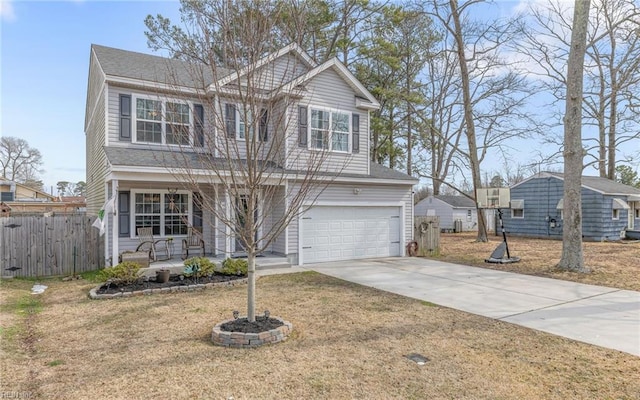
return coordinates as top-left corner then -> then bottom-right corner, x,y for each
211,316 -> 293,348
88,278 -> 248,299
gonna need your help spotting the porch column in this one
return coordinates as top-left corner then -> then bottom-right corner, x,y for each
111,179 -> 119,266
224,190 -> 232,259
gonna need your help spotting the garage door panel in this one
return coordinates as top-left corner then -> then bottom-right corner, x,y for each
303,206 -> 401,263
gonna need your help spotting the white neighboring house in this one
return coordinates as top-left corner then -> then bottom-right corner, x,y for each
84,43 -> 418,266
415,195 -> 491,232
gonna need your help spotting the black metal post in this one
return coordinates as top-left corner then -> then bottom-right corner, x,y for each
497,209 -> 511,259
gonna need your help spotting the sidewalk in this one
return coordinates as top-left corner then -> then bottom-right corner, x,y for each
301,257 -> 640,357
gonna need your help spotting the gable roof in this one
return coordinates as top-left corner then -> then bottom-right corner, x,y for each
212,42 -> 317,89
279,57 -> 380,110
91,44 -> 224,89
514,172 -> 640,196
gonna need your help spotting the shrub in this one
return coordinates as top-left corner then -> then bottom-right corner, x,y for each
98,261 -> 141,285
183,257 -> 215,278
221,258 -> 248,276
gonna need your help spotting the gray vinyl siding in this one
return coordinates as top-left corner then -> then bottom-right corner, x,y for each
234,53 -> 309,92
414,197 -> 478,231
85,87 -> 107,215
107,86 -> 211,149
502,176 -> 631,241
287,182 -> 413,264
286,68 -> 370,175
85,51 -> 105,131
112,183 -> 217,256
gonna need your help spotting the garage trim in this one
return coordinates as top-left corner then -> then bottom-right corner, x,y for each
298,201 -> 406,265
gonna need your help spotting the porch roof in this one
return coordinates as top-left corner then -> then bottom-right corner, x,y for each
104,147 -> 416,184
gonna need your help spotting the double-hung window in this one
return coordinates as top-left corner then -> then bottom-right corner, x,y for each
238,109 -> 253,140
133,191 -> 190,237
309,108 -> 350,152
134,97 -> 192,145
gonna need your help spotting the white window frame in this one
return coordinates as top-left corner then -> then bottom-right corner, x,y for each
237,107 -> 254,141
511,199 -> 524,219
132,94 -> 194,146
612,208 -> 620,220
130,189 -> 192,238
308,107 -> 351,153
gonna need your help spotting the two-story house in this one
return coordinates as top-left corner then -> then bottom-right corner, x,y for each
85,43 -> 417,266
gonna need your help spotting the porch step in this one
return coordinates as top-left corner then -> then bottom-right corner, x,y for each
256,259 -> 292,270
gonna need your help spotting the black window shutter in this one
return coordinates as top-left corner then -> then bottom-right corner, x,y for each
194,104 -> 204,147
118,191 -> 130,237
352,113 -> 360,153
259,108 -> 268,142
193,192 -> 203,229
225,103 -> 236,138
119,95 -> 131,141
298,106 -> 308,147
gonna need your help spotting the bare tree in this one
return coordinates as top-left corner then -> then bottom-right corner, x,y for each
0,136 -> 44,186
519,0 -> 640,179
559,0 -> 590,273
425,0 -> 535,242
146,0 -> 359,321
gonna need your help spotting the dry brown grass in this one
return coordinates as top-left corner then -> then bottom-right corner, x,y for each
1,273 -> 639,399
435,232 -> 640,291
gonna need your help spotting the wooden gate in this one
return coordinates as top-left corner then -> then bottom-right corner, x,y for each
0,215 -> 104,278
414,216 -> 440,256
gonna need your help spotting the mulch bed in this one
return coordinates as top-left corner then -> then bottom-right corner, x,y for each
220,316 -> 284,333
96,273 -> 246,295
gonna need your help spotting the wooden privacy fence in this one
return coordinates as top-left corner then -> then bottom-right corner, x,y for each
414,216 -> 440,256
1,215 -> 104,278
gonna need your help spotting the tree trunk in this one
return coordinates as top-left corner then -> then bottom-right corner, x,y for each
247,250 -> 256,322
558,0 -> 591,273
449,0 -> 487,242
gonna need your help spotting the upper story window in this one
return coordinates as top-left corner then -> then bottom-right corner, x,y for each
310,109 -> 350,152
224,103 -> 268,142
119,94 -> 204,146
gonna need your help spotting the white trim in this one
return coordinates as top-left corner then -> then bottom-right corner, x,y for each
212,42 -> 317,89
224,190 -> 232,258
129,189 -> 193,240
103,182 -> 109,265
111,179 -> 119,265
284,181 -> 289,256
308,106 -> 351,153
131,94 -> 194,146
612,198 -> 630,210
105,76 -> 201,97
297,205 -> 303,265
612,208 -> 620,220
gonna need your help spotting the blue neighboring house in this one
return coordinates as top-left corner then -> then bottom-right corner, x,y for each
502,172 -> 640,241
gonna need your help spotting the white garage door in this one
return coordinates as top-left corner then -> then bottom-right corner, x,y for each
301,206 -> 401,263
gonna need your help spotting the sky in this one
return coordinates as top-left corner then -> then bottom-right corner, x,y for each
1,0 -> 633,195
1,0 -> 181,194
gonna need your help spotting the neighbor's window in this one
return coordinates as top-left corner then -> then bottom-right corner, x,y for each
511,199 -> 524,219
467,209 -> 472,221
635,208 -> 640,219
309,108 -> 350,152
612,209 -> 620,220
135,97 -> 191,145
133,191 -> 190,237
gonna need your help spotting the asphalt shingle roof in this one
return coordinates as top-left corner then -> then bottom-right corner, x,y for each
434,195 -> 476,208
104,147 -> 416,182
546,172 -> 640,195
92,44 -> 226,88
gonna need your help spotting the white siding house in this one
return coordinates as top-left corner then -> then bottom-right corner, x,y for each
415,195 -> 480,232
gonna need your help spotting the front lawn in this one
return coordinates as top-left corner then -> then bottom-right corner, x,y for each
435,232 -> 640,291
1,272 -> 639,399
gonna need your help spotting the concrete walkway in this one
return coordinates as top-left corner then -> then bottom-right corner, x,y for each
300,257 -> 640,357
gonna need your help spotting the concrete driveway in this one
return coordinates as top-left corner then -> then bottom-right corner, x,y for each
303,257 -> 640,357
